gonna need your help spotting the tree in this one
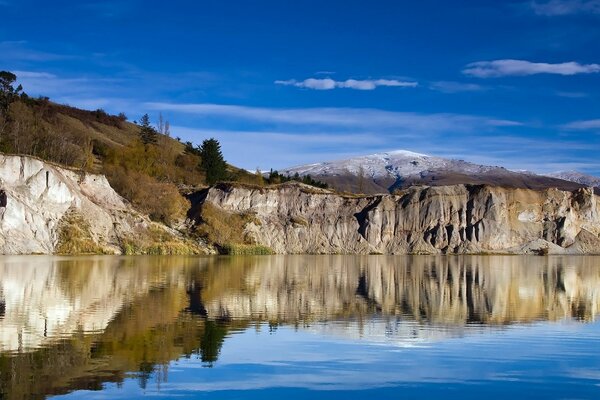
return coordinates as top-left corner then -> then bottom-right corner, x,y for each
255,167 -> 264,186
199,138 -> 228,185
138,113 -> 158,145
0,71 -> 23,112
157,112 -> 171,136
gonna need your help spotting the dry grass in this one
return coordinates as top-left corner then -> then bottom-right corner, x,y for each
56,212 -> 112,255
195,202 -> 271,254
120,224 -> 204,255
221,244 -> 274,255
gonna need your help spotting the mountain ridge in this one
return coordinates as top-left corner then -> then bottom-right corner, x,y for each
281,149 -> 598,194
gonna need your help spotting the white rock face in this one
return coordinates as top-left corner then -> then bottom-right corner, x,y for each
0,155 -> 146,254
200,182 -> 600,254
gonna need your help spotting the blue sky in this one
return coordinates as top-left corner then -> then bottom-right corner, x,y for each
1,0 -> 599,174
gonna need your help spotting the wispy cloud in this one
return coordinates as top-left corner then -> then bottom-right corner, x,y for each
555,91 -> 589,98
0,41 -> 75,62
275,78 -> 418,90
13,70 -> 124,96
562,119 -> 600,130
429,81 -> 486,93
531,0 -> 600,16
143,102 -> 538,171
145,102 -> 518,132
463,59 -> 600,77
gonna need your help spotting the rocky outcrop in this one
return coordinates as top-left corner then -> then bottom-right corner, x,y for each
0,154 -> 204,254
196,182 -> 600,254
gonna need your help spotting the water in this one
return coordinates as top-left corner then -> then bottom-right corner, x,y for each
0,255 -> 599,399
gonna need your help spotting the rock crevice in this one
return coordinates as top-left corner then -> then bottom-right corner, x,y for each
196,182 -> 600,254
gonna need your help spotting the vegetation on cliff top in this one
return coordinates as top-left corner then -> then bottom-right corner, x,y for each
0,71 -> 329,231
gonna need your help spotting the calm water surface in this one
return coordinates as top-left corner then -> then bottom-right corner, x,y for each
0,255 -> 599,399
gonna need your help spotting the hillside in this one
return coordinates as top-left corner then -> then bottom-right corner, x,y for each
0,77 -> 262,226
281,150 -> 596,194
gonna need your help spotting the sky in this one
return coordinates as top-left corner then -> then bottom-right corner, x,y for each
1,0 -> 599,174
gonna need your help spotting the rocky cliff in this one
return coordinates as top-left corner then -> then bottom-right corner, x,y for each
195,182 -> 600,254
0,154 -> 204,254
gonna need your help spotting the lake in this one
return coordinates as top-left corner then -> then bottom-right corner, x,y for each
0,255 -> 599,399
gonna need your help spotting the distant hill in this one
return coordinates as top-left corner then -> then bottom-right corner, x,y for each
544,171 -> 600,188
281,150 -> 593,194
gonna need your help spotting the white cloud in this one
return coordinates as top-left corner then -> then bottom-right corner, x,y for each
275,77 -> 417,90
146,102 -> 518,132
463,59 -> 600,78
531,0 -> 600,16
562,119 -> 600,130
12,70 -> 56,79
12,70 -> 124,100
429,81 -> 485,93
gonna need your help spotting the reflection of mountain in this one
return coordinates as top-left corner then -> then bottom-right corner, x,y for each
0,255 -> 599,398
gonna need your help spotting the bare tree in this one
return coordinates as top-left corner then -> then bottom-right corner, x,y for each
157,113 -> 171,136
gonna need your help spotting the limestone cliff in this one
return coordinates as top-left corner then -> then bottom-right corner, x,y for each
0,154 -> 204,254
195,182 -> 600,254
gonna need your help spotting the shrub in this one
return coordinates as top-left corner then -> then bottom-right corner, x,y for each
195,203 -> 260,250
221,244 -> 274,255
55,211 -> 111,254
120,225 -> 202,255
104,166 -> 189,226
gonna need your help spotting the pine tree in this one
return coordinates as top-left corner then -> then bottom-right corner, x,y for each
138,113 -> 158,145
0,71 -> 23,113
199,138 -> 228,185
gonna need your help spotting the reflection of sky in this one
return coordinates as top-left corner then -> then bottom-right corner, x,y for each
56,320 -> 600,399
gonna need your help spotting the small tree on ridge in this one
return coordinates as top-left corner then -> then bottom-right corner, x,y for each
138,113 -> 158,145
199,138 -> 228,185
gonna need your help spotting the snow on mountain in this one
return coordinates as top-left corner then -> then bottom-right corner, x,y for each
545,171 -> 600,188
282,149 -> 502,179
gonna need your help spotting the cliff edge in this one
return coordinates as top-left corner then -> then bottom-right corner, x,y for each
192,182 -> 600,254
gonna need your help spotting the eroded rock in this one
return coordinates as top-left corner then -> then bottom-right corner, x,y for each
196,182 -> 600,254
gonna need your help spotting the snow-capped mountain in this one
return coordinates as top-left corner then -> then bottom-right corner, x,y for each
280,150 -> 593,194
544,171 -> 600,188
283,150 -> 501,179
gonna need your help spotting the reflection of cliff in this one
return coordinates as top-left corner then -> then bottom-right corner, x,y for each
0,256 -> 201,352
200,255 -> 600,325
1,255 -> 599,399
0,256 -> 235,399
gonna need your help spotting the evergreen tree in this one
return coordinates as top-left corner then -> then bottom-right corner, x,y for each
138,113 -> 158,145
0,71 -> 23,112
199,138 -> 228,185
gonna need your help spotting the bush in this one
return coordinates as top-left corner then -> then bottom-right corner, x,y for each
104,165 -> 188,226
120,225 -> 202,255
221,244 -> 273,255
56,212 -> 111,254
195,203 -> 260,249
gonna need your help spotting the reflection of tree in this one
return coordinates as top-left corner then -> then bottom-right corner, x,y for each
1,255 -> 600,399
199,320 -> 228,365
137,361 -> 154,390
